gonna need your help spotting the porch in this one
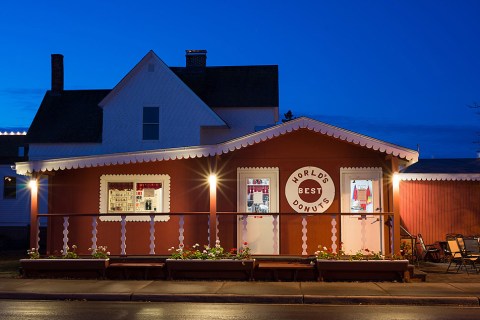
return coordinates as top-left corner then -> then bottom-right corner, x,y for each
24,211 -> 415,282
31,211 -> 398,257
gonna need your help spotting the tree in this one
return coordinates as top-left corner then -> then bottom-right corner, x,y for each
282,110 -> 295,123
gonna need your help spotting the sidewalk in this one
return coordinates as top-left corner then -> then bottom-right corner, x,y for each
0,278 -> 479,306
0,261 -> 479,306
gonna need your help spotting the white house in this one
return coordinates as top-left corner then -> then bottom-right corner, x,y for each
26,50 -> 279,160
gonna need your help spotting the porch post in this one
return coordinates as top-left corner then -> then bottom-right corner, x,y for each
391,158 -> 401,255
29,174 -> 39,250
209,174 -> 217,246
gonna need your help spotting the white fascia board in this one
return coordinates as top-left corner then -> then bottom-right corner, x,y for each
399,173 -> 480,181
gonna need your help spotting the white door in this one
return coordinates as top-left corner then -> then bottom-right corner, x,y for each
340,168 -> 384,254
237,168 -> 279,254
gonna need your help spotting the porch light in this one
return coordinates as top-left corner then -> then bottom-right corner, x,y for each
209,174 -> 217,246
208,174 -> 217,187
392,173 -> 400,188
28,179 -> 38,191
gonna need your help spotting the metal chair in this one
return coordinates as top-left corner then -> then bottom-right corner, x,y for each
417,234 -> 440,262
446,239 -> 478,274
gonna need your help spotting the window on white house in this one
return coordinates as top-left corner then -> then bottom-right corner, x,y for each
3,176 -> 16,199
143,107 -> 159,140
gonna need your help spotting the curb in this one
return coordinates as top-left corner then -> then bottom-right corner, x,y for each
1,292 -> 478,306
0,292 -> 132,301
132,294 -> 304,304
303,295 -> 480,306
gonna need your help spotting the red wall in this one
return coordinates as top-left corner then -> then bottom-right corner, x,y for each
45,129 -> 398,255
400,180 -> 480,244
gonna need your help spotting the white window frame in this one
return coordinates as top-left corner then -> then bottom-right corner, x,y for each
142,106 -> 160,141
99,174 -> 170,222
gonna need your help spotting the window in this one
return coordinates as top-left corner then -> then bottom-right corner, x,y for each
143,107 -> 159,140
3,176 -> 16,199
99,174 -> 170,222
18,146 -> 25,157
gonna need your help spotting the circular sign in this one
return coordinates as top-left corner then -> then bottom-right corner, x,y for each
285,166 -> 335,213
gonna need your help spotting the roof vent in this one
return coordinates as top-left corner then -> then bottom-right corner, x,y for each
186,50 -> 207,69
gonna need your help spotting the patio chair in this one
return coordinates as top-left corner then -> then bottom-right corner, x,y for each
446,239 -> 478,274
463,237 -> 480,257
417,234 -> 440,262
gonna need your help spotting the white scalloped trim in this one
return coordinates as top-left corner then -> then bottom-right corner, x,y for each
15,117 -> 419,175
99,174 -> 170,222
399,173 -> 480,181
340,167 -> 383,172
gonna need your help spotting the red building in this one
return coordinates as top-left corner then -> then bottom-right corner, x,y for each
14,51 -> 479,258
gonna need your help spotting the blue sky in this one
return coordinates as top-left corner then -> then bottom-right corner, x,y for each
0,0 -> 479,158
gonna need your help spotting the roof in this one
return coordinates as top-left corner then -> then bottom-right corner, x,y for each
400,158 -> 480,181
27,90 -> 110,143
170,65 -> 279,108
15,117 -> 418,175
28,56 -> 278,144
0,135 -> 28,164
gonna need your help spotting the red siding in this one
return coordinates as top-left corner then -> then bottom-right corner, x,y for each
400,180 -> 480,244
46,129 -> 398,255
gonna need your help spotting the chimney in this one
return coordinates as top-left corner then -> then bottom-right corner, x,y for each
186,50 -> 207,70
51,54 -> 64,94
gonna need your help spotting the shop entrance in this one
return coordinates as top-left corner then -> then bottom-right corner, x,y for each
237,168 -> 279,254
340,168 -> 384,254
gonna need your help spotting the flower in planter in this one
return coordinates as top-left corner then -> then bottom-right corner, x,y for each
168,240 -> 251,260
61,245 -> 79,259
316,244 -> 389,261
231,242 -> 251,260
27,248 -> 40,259
315,245 -> 339,260
88,245 -> 110,259
349,248 -> 384,260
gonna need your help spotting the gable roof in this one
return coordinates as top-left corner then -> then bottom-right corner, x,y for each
400,158 -> 480,181
170,65 -> 278,108
16,117 -> 418,175
27,90 -> 110,143
27,51 -> 278,143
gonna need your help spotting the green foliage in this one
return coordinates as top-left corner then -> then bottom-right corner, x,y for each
27,248 -> 40,259
61,244 -> 79,259
88,245 -> 110,259
169,240 -> 251,260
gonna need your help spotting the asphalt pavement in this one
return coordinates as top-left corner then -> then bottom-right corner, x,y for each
0,262 -> 479,306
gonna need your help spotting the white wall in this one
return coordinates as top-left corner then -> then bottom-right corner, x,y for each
100,53 -> 225,153
0,165 -> 31,226
0,166 -> 49,226
201,107 -> 278,144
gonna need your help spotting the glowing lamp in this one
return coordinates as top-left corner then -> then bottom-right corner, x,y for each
28,179 -> 38,190
208,174 -> 217,187
392,173 -> 400,188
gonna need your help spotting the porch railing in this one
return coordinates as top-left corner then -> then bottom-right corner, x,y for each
33,212 -> 395,256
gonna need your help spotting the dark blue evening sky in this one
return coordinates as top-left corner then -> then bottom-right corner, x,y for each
1,1 -> 479,158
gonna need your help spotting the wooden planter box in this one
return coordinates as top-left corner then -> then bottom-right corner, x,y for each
20,259 -> 110,279
166,259 -> 257,281
316,259 -> 409,282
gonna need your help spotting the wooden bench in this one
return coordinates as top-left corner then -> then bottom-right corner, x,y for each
108,262 -> 165,280
257,261 -> 315,281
